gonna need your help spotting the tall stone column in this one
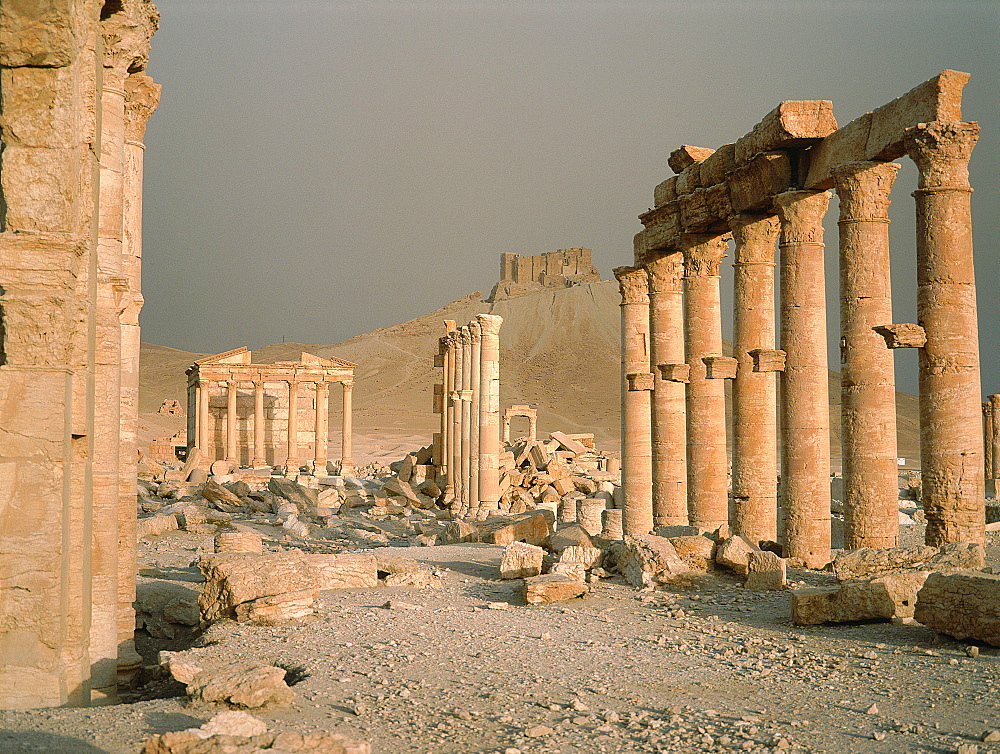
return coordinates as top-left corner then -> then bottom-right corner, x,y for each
730,214 -> 780,543
644,251 -> 687,526
905,122 -> 984,545
198,379 -> 211,455
341,380 -> 355,477
834,161 -> 901,550
450,333 -> 465,509
988,395 -> 1000,486
439,334 -> 451,481
286,379 -> 300,473
314,380 -> 329,473
477,314 -> 504,515
614,265 -> 653,536
226,380 -> 239,464
680,234 -> 730,533
459,328 -> 473,515
468,321 -> 482,516
775,190 -> 833,568
253,381 -> 266,467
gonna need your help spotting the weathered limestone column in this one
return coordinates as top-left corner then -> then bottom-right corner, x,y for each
468,321 -> 482,515
730,214 -> 780,543
614,265 -> 653,536
286,379 -> 300,472
450,332 -> 465,508
680,234 -> 730,533
988,395 -> 1000,487
459,327 -> 473,514
314,380 -> 329,473
253,381 -> 267,466
340,380 -> 355,477
226,380 -> 239,464
775,190 -> 832,567
834,161 -> 901,550
118,72 -> 160,686
645,251 -> 687,526
198,379 -> 211,454
905,122 -> 984,545
477,314 -> 504,514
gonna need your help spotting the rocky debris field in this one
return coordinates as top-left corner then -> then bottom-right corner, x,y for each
2,457 -> 999,753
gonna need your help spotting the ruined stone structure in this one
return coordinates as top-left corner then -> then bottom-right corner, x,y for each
621,71 -> 984,566
986,395 -> 1000,497
0,0 -> 159,708
186,348 -> 357,475
490,248 -> 601,300
434,315 -> 504,518
503,405 -> 538,444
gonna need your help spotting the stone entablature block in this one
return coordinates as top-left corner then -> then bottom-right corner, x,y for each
749,348 -> 787,372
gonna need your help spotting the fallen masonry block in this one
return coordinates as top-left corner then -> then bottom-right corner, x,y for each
546,523 -> 594,553
201,479 -> 246,514
914,571 -> 1000,646
559,545 -> 603,570
137,514 -> 179,539
550,431 -> 588,456
500,541 -> 544,579
522,573 -> 588,605
382,477 -> 424,506
136,581 -> 201,640
833,542 -> 984,581
376,555 -> 441,587
186,662 -> 296,708
310,553 -> 378,589
234,589 -> 318,625
437,519 -> 480,545
158,650 -> 203,685
792,571 -> 930,625
610,534 -> 692,587
267,478 -> 319,514
745,551 -> 786,590
142,729 -> 371,754
198,552 -> 319,624
215,530 -> 263,554
669,535 -> 716,572
550,562 -> 586,582
477,509 -> 554,546
715,535 -> 761,575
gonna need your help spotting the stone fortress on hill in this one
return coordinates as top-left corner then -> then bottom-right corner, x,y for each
488,247 -> 602,301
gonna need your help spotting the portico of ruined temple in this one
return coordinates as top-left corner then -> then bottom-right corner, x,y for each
0,0 -> 160,707
186,347 -> 358,476
620,70 -> 986,567
489,247 -> 601,300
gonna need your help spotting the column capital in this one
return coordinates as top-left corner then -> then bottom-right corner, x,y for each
643,250 -> 683,294
904,121 -> 979,190
613,265 -> 649,304
774,190 -> 831,244
124,73 -> 161,142
443,319 -> 458,333
679,234 -> 729,277
468,320 -> 481,342
342,379 -> 354,390
457,327 -> 471,346
832,161 -> 900,222
475,313 -> 503,337
729,213 -> 779,264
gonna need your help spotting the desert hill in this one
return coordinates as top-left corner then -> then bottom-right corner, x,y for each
139,280 -> 920,467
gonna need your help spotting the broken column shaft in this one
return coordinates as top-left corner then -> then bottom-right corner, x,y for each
834,160 -> 901,549
776,190 -> 832,568
468,321 -> 482,516
477,314 -> 504,515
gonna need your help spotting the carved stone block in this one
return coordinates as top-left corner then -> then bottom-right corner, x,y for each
626,372 -> 655,391
749,348 -> 787,372
657,363 -> 690,383
703,356 -> 738,379
874,323 -> 927,348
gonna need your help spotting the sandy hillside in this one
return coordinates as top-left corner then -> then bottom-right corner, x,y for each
139,280 -> 920,467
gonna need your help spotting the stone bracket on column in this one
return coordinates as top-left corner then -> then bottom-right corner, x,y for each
657,363 -> 690,383
874,323 -> 927,348
749,348 -> 787,372
626,372 -> 655,391
703,356 -> 738,379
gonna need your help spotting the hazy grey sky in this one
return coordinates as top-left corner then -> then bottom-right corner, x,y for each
142,0 -> 999,395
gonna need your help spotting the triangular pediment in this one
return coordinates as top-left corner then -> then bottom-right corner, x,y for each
195,346 -> 251,365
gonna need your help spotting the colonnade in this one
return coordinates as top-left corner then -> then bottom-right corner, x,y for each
620,71 -> 985,566
435,314 -> 503,518
187,348 -> 356,475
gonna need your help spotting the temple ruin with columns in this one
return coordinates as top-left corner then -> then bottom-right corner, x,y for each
186,347 -> 357,476
619,70 -> 985,568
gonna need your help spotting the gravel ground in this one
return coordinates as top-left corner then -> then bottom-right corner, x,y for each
1,524 -> 998,754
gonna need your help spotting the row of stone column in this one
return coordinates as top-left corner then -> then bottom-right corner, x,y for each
985,395 -> 1000,491
437,314 -> 503,518
194,378 -> 354,475
619,122 -> 984,565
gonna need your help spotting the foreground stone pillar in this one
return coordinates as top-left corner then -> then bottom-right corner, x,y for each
314,380 -> 329,473
286,380 -> 300,472
645,251 -> 687,526
341,380 -> 355,477
614,265 -> 653,536
198,379 -> 211,454
468,321 -> 482,515
834,161 -> 901,550
477,314 -> 504,514
253,381 -> 266,466
680,234 -> 730,533
730,213 -> 780,543
450,333 -> 465,508
776,190 -> 832,567
988,395 -> 1000,486
226,380 -> 239,464
905,122 -> 984,545
459,326 -> 473,515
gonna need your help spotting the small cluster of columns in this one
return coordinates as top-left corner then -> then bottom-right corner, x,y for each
620,121 -> 984,565
984,395 -> 1000,496
437,314 -> 503,518
193,377 -> 354,475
